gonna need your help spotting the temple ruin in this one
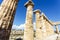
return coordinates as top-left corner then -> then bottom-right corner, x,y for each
24,0 -> 60,40
0,0 -> 60,40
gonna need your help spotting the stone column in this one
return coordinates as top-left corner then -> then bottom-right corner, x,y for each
24,0 -> 34,40
41,13 -> 47,40
55,25 -> 59,34
0,0 -> 9,19
0,0 -> 18,40
34,9 -> 43,40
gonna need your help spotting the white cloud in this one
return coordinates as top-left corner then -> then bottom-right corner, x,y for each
12,22 -> 36,30
12,24 -> 25,30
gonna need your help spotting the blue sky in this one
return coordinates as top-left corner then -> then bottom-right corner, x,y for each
14,0 -> 60,25
0,0 -> 60,30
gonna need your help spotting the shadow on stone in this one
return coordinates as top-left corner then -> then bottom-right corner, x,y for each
16,38 -> 23,40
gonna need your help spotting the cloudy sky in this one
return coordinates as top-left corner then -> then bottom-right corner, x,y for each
0,0 -> 60,30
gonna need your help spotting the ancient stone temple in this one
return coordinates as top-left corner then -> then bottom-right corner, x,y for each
24,0 -> 60,40
0,0 -> 60,40
0,0 -> 18,40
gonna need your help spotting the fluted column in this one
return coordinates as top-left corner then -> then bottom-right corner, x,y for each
24,0 -> 34,40
0,0 -> 18,40
55,25 -> 59,34
34,9 -> 43,40
0,0 -> 9,19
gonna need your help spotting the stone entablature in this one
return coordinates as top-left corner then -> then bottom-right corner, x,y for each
41,13 -> 53,26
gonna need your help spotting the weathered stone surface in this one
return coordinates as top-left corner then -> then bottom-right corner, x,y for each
9,30 -> 60,40
9,30 -> 24,40
24,0 -> 34,40
0,0 -> 18,40
41,13 -> 54,37
0,0 -> 59,40
34,9 -> 43,40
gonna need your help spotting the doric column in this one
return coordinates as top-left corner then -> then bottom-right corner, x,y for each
0,0 -> 18,40
55,25 -> 59,34
34,9 -> 43,40
24,0 -> 34,40
41,13 -> 47,40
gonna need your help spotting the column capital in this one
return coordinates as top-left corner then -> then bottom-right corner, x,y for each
34,9 -> 41,14
24,0 -> 34,8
